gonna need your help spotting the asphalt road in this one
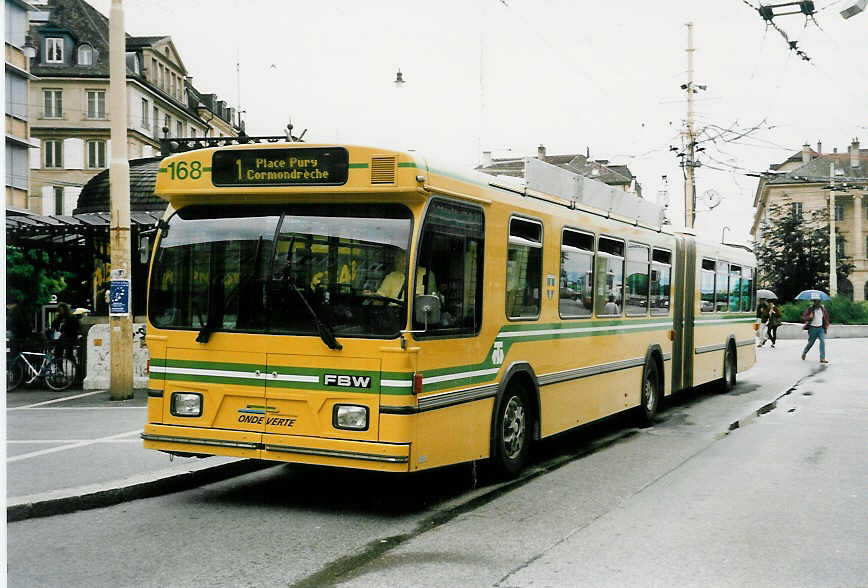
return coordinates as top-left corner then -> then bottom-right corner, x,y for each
6,339 -> 867,588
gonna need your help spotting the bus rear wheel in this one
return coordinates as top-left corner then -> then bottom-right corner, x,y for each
492,385 -> 531,478
720,343 -> 736,393
638,358 -> 661,425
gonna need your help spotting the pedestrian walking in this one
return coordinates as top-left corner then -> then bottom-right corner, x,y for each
801,294 -> 830,363
756,299 -> 769,347
766,301 -> 781,348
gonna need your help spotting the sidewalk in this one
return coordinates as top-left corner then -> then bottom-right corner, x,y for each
6,387 -> 271,521
5,340 -> 847,523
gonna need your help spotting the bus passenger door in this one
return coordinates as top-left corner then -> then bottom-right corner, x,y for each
161,348 -> 267,437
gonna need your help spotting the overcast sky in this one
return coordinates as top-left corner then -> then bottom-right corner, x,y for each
91,0 -> 867,244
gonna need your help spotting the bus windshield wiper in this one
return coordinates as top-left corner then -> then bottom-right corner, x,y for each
282,236 -> 342,351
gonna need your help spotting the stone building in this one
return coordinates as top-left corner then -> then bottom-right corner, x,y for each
751,139 -> 868,301
476,144 -> 643,198
26,0 -> 241,215
5,0 -> 37,211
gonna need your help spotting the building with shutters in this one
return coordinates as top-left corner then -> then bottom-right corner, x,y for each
5,0 -> 37,211
751,140 -> 868,301
25,0 -> 242,215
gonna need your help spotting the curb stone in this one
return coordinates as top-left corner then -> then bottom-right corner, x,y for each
8,459 -> 278,522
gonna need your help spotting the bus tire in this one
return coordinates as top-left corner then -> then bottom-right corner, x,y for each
720,343 -> 737,393
492,384 -> 531,478
7,358 -> 24,392
638,358 -> 661,425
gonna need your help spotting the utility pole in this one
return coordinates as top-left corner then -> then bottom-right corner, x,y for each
109,0 -> 133,400
828,162 -> 838,297
684,22 -> 696,228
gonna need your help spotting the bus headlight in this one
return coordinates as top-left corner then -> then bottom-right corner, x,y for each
333,405 -> 368,431
171,392 -> 202,417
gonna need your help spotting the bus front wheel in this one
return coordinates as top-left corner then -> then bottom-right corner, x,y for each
492,385 -> 531,478
638,358 -> 661,425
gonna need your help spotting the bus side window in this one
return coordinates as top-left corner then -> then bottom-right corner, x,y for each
700,258 -> 715,312
595,237 -> 624,317
506,217 -> 543,320
651,248 -> 671,315
560,229 -> 594,318
715,261 -> 729,312
412,199 -> 485,336
729,264 -> 742,312
625,242 -> 650,316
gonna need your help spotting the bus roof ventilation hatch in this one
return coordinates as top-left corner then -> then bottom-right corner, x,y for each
371,156 -> 397,184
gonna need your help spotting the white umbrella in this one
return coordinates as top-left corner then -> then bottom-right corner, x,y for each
756,289 -> 777,300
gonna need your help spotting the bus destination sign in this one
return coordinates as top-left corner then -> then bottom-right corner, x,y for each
211,147 -> 349,187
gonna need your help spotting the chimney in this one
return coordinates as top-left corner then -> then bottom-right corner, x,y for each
537,144 -> 546,160
802,143 -> 811,163
482,151 -> 492,166
816,140 -> 822,155
850,137 -> 860,168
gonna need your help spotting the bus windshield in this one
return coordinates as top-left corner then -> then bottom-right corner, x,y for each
149,203 -> 413,340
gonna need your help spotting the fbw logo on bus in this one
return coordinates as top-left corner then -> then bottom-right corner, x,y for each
323,374 -> 372,388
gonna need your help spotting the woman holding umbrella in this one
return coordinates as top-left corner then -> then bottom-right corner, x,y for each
798,290 -> 831,363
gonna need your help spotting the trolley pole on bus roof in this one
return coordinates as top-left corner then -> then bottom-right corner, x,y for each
108,0 -> 133,400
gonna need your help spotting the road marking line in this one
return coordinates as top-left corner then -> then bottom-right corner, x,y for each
6,428 -> 143,463
8,390 -> 105,410
8,406 -> 144,411
7,439 -> 142,444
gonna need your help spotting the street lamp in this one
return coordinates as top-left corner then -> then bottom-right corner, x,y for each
721,225 -> 731,243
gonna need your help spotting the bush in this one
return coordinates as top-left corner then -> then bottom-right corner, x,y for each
778,296 -> 868,325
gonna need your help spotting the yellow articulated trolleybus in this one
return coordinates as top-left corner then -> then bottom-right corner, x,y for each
142,140 -> 757,476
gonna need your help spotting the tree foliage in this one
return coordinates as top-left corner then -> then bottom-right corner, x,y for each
6,245 -> 72,312
755,201 -> 853,302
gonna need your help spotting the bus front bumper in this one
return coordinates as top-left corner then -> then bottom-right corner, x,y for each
142,424 -> 411,472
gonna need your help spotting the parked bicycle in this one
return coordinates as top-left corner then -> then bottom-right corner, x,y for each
6,341 -> 77,392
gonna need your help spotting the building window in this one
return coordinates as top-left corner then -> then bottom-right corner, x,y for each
45,38 -> 64,63
835,203 -> 844,221
190,128 -> 196,138
176,120 -> 183,137
152,106 -> 159,137
865,236 -> 868,257
142,98 -> 149,127
44,140 -> 62,168
77,44 -> 93,65
836,236 -> 845,258
151,58 -> 157,83
86,90 -> 106,118
791,202 -> 803,218
87,140 -> 106,169
54,186 -> 64,215
43,89 -> 63,118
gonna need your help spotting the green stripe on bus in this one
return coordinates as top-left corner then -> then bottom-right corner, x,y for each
397,162 -> 417,168
348,163 -> 368,169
